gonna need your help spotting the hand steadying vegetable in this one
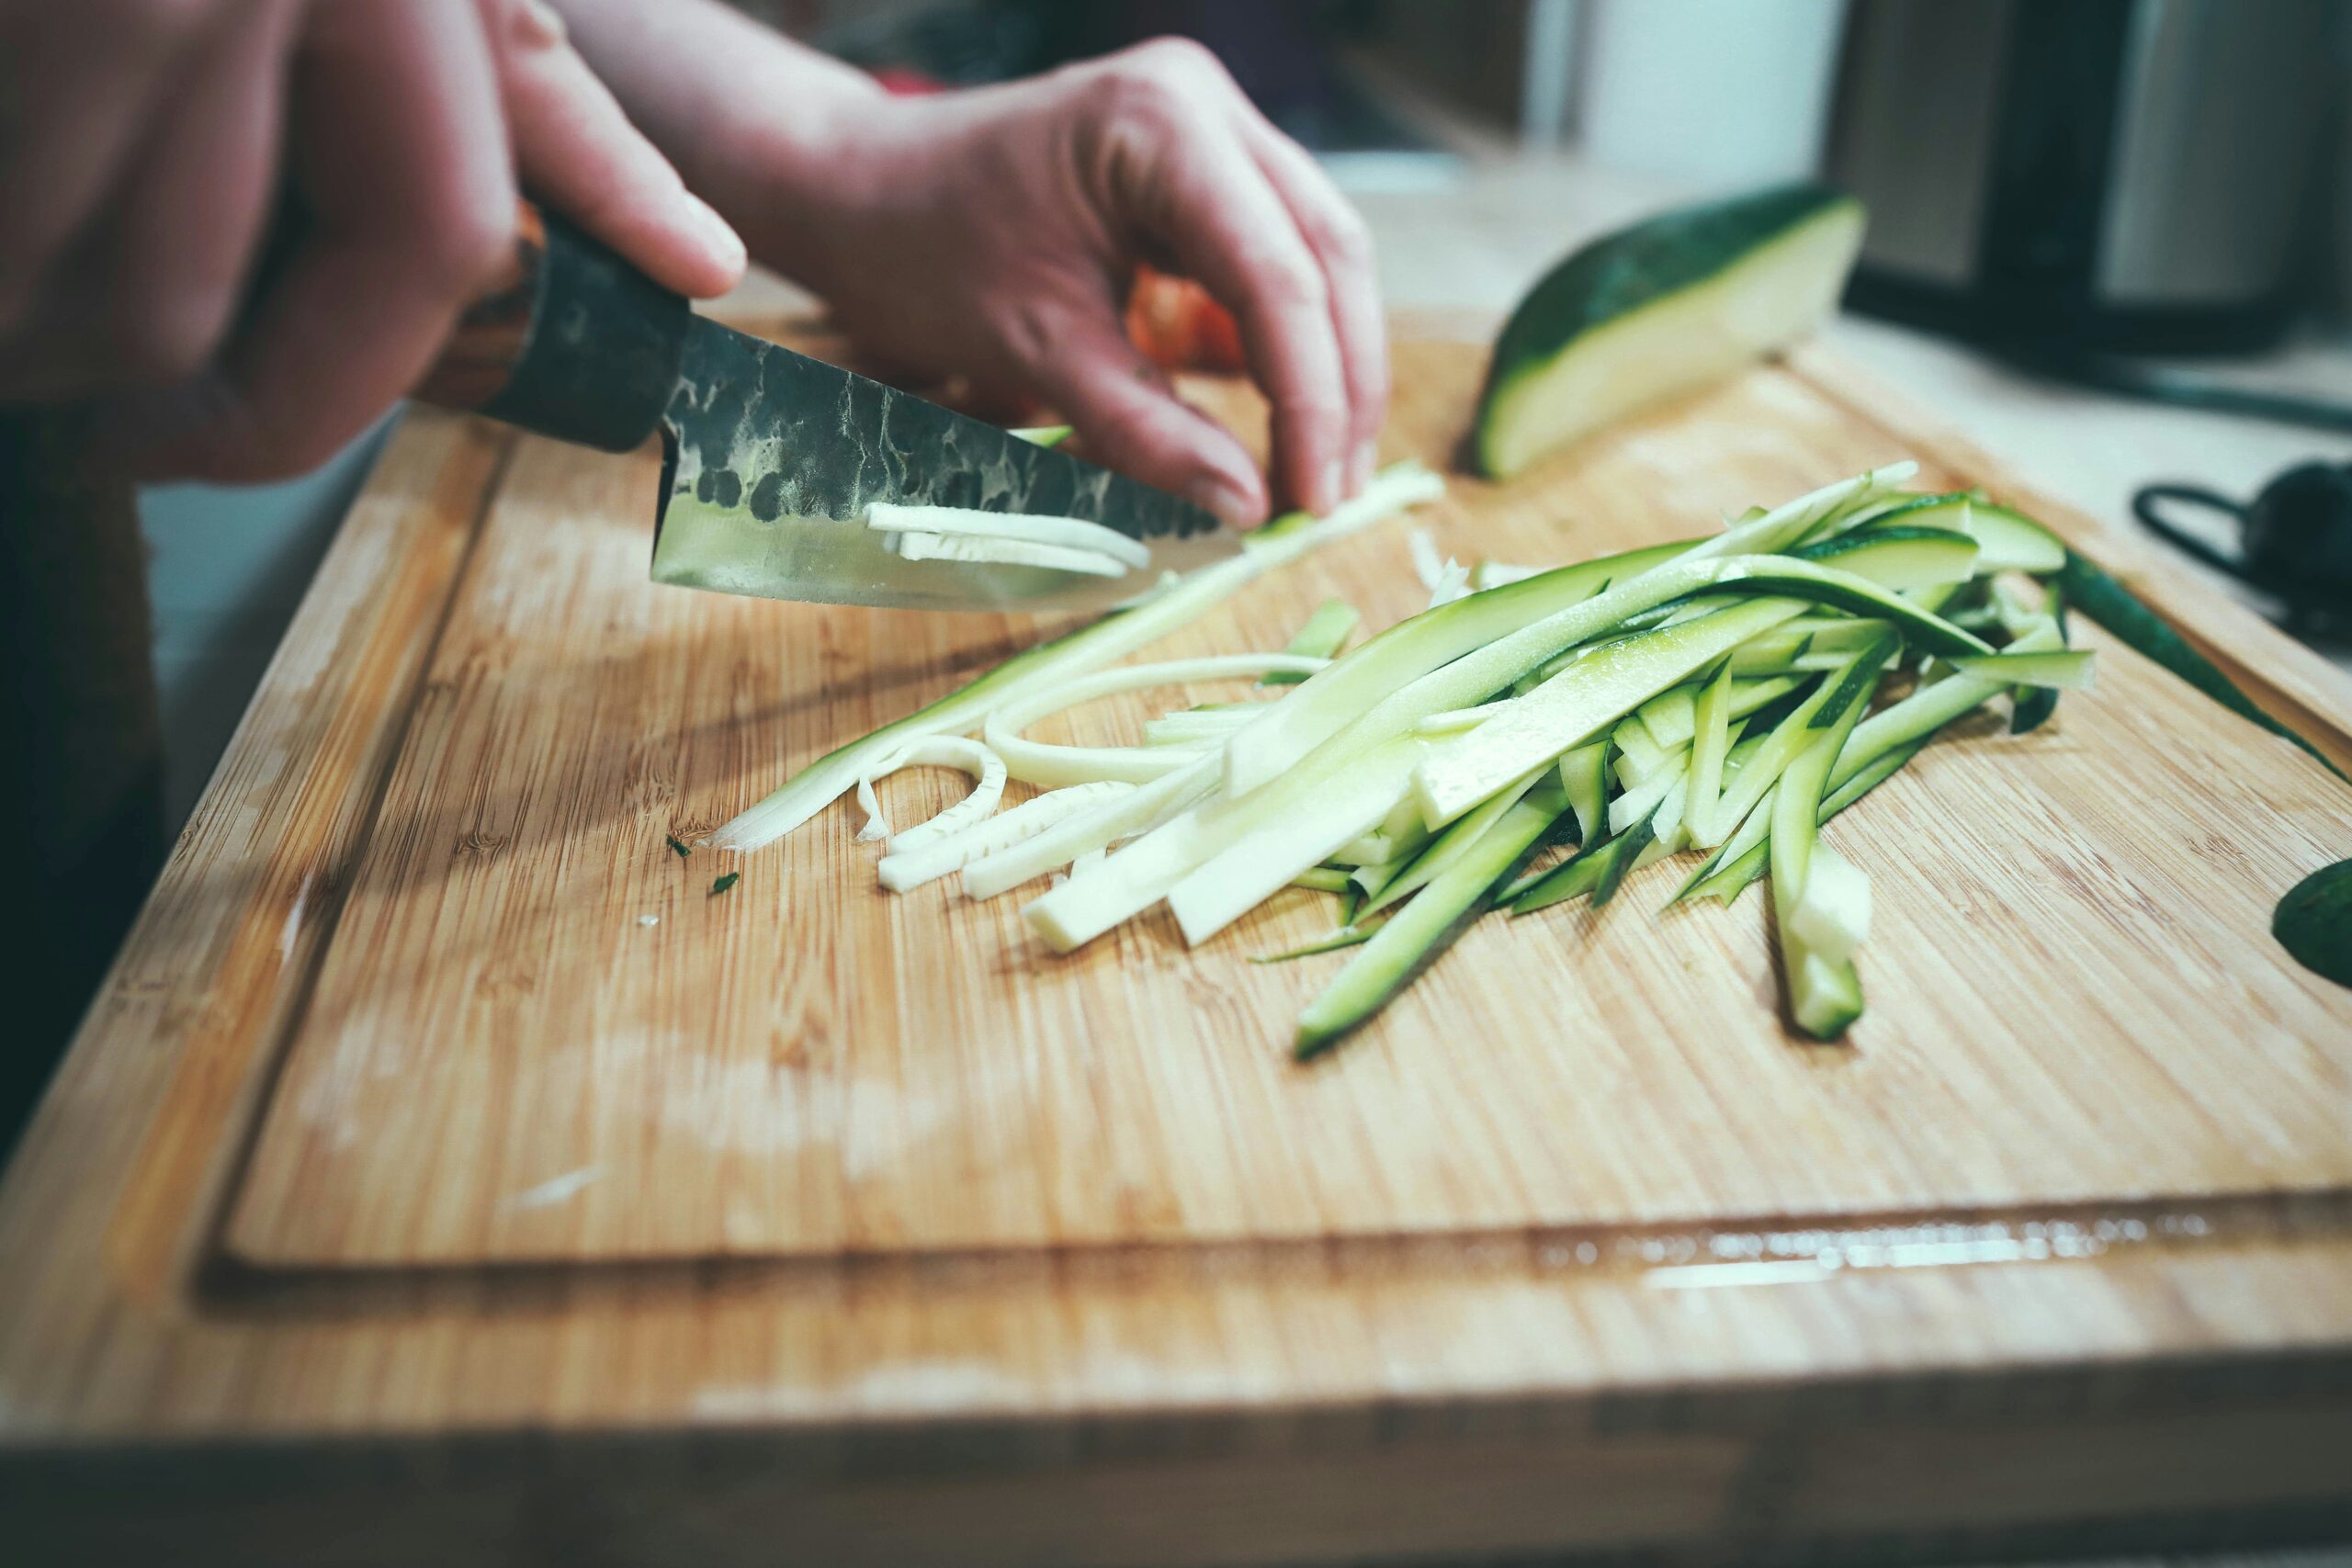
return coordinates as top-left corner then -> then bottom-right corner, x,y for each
556,0 -> 1385,525
2,0 -> 1384,524
0,0 -> 746,480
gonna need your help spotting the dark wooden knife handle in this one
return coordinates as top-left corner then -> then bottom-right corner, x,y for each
416,198 -> 690,453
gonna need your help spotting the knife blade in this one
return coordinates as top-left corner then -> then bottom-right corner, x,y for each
649,315 -> 1237,611
418,201 -> 1235,612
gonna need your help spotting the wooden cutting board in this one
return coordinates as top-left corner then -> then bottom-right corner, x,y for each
215,329 -> 2352,1270
5,316 -> 2351,1567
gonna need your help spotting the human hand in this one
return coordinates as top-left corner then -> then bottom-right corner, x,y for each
750,39 -> 1386,527
0,0 -> 746,481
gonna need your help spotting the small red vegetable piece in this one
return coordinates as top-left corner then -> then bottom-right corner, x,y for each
1126,263 -> 1247,374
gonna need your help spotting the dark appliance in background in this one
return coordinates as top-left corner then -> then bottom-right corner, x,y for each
1826,0 -> 2337,356
1829,0 -> 2352,629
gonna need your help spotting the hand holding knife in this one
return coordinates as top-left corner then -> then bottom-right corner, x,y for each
417,199 -> 1231,613
1,3 -> 1385,587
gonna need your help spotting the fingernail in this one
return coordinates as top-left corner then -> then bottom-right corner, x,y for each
1317,459 -> 1342,513
685,192 -> 747,276
1190,474 -> 1261,529
1351,439 -> 1377,491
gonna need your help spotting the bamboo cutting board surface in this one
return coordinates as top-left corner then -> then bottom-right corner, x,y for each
215,325 -> 2352,1271
9,316 -> 2352,1563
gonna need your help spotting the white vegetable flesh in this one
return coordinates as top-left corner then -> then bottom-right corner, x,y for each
1143,707 -> 1265,746
888,531 -> 1130,579
710,460 -> 1442,852
961,757 -> 1218,901
877,782 -> 1132,892
865,501 -> 1153,570
852,738 -> 1005,849
982,654 -> 1326,789
1789,842 -> 1871,960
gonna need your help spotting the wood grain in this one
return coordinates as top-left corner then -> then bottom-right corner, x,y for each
4,319 -> 2351,1566
218,333 -> 2352,1269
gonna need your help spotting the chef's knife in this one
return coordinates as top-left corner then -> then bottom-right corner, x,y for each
418,201 -> 1233,612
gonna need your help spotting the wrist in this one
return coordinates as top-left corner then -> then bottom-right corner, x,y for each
698,68 -> 917,297
551,0 -> 895,295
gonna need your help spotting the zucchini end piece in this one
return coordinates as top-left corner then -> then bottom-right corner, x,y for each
1476,184 -> 1864,479
1790,952 -> 1865,1040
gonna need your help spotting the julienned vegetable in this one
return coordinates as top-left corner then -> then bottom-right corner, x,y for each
865,501 -> 1150,578
721,463 -> 2092,1057
1261,599 -> 1360,686
708,462 -> 1447,852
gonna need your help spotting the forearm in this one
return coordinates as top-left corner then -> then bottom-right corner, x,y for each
548,0 -> 886,287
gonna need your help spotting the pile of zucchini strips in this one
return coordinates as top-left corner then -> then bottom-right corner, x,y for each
711,459 -> 2090,1057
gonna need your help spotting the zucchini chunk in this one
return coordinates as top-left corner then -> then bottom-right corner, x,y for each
1476,183 -> 1865,478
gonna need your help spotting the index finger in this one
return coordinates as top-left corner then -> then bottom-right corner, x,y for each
1237,118 -> 1387,494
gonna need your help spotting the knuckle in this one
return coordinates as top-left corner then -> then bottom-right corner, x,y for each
415,198 -> 516,300
1315,209 -> 1374,268
1289,396 -> 1351,435
1091,65 -> 1182,128
107,289 -> 230,384
1093,38 -> 1227,123
980,296 -> 1057,370
1257,254 -> 1328,316
1131,35 -> 1224,80
495,0 -> 571,51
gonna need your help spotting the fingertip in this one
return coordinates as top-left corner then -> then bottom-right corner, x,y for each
1272,407 -> 1348,516
1011,310 -> 1270,525
1310,457 -> 1342,515
679,191 -> 748,297
1186,468 -> 1265,529
1189,423 -> 1272,525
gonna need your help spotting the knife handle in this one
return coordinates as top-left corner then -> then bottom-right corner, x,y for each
415,199 -> 690,453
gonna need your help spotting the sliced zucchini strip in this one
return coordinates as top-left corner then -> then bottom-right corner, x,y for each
865,501 -> 1153,570
712,460 -> 1442,852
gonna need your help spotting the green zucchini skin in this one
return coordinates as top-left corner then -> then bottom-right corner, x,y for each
2054,549 -> 2347,782
1294,795 -> 1575,1059
2274,861 -> 2352,989
1681,736 -> 1932,908
1476,183 -> 1864,479
2008,577 -> 2067,734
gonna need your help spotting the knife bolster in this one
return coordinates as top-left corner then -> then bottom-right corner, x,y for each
418,203 -> 690,453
